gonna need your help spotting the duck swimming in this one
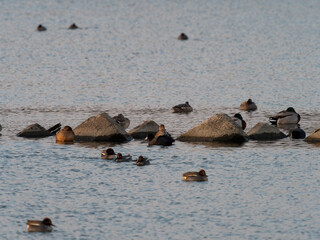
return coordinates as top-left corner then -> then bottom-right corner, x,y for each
183,169 -> 208,181
112,114 -> 130,129
136,155 -> 150,166
68,23 -> 78,29
37,24 -> 47,31
172,101 -> 193,113
233,113 -> 246,130
115,153 -> 133,162
27,218 -> 54,232
240,99 -> 257,111
101,148 -> 116,160
269,107 -> 300,125
178,33 -> 188,40
56,126 -> 75,143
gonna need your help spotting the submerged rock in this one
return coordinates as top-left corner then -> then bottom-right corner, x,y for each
74,112 -> 131,142
177,114 -> 248,142
305,128 -> 320,142
247,122 -> 286,140
129,120 -> 159,139
17,123 -> 61,138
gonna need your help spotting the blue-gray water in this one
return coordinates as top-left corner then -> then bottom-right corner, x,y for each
1,0 -> 320,239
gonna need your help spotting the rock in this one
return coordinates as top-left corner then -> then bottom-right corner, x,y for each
17,123 -> 51,138
128,120 -> 159,139
247,122 -> 286,140
74,112 -> 131,142
177,113 -> 248,142
305,128 -> 320,142
290,128 -> 306,139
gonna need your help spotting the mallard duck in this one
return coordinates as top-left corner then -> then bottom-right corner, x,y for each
240,99 -> 257,111
269,107 -> 300,125
172,101 -> 193,113
68,23 -> 78,29
37,24 -> 47,31
183,169 -> 208,181
290,128 -> 306,139
112,114 -> 130,129
101,148 -> 116,160
56,126 -> 75,143
115,153 -> 133,162
136,155 -> 150,166
178,33 -> 188,40
27,218 -> 54,232
233,113 -> 246,130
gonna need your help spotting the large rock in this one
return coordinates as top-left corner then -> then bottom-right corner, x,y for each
129,120 -> 159,139
305,128 -> 320,142
247,122 -> 286,140
17,123 -> 61,138
177,114 -> 248,142
74,113 -> 131,142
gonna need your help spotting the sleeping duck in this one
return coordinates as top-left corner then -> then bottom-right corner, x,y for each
233,113 -> 246,130
172,101 -> 193,113
240,99 -> 257,111
136,155 -> 150,166
269,107 -> 300,125
115,153 -> 133,162
101,148 -> 116,160
182,169 -> 208,181
56,126 -> 75,143
26,218 -> 55,232
112,114 -> 130,129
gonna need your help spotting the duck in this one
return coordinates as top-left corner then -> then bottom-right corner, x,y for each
290,128 -> 306,139
146,133 -> 175,146
112,114 -> 130,129
183,169 -> 208,181
56,126 -> 75,143
26,218 -> 54,232
136,155 -> 150,166
172,101 -> 193,113
101,148 -> 116,160
115,153 -> 133,162
240,99 -> 257,111
233,113 -> 246,130
0,124 -> 2,132
68,23 -> 79,29
178,33 -> 188,40
269,107 -> 300,125
37,24 -> 47,31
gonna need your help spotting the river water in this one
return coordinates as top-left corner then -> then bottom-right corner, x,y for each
1,0 -> 320,239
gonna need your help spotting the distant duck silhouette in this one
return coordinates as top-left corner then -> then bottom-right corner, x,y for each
183,169 -> 208,181
101,148 -> 116,160
37,24 -> 47,31
240,99 -> 257,111
56,126 -> 75,143
112,114 -> 130,129
0,124 -> 2,132
178,33 -> 188,40
172,101 -> 193,113
269,107 -> 300,125
68,23 -> 79,29
115,153 -> 133,162
290,128 -> 306,139
136,155 -> 150,166
233,113 -> 246,130
27,218 -> 55,232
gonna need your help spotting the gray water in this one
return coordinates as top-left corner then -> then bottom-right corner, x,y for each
1,0 -> 320,239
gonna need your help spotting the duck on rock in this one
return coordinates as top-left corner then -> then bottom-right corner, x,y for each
233,113 -> 246,130
56,126 -> 75,143
112,114 -> 130,129
145,124 -> 174,146
269,107 -> 300,125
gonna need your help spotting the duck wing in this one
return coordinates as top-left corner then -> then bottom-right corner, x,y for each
27,220 -> 42,226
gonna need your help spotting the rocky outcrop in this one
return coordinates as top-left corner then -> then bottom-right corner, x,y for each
305,128 -> 320,142
74,113 -> 131,142
129,120 -> 159,139
17,123 -> 61,138
177,114 -> 248,142
247,122 -> 286,140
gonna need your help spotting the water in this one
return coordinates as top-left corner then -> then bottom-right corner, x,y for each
1,0 -> 320,239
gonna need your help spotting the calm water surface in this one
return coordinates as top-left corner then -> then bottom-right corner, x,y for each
1,0 -> 320,239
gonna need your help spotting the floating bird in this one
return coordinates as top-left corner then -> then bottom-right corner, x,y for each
56,126 -> 75,143
68,23 -> 78,29
183,169 -> 208,181
136,155 -> 150,166
269,107 -> 300,125
233,113 -> 246,130
172,101 -> 193,113
101,148 -> 116,160
115,153 -> 133,162
26,218 -> 54,232
240,99 -> 257,111
37,24 -> 47,31
178,33 -> 188,40
113,114 -> 130,129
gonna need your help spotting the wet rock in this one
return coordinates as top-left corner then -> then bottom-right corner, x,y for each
129,120 -> 159,139
305,128 -> 320,142
74,112 -> 131,142
247,122 -> 286,140
290,128 -> 306,139
17,123 -> 61,138
177,113 -> 248,142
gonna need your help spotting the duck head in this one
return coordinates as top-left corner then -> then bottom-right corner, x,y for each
247,99 -> 253,104
116,153 -> 123,159
286,107 -> 296,112
63,126 -> 73,131
106,148 -> 115,155
199,169 -> 207,176
234,113 -> 243,120
42,218 -> 54,226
